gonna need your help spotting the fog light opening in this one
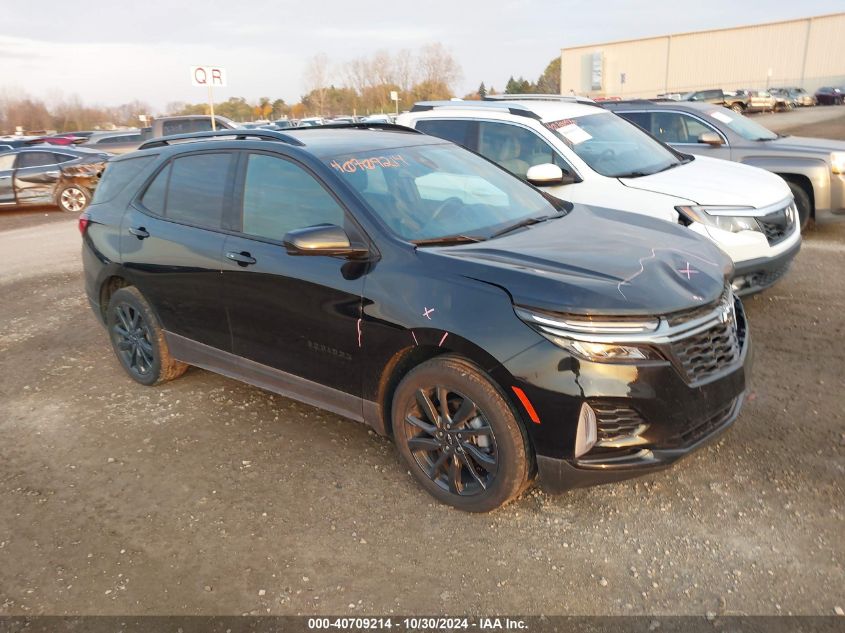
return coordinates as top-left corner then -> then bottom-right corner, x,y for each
575,403 -> 597,458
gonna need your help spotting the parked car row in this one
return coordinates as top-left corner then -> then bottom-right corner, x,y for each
656,85 -> 845,110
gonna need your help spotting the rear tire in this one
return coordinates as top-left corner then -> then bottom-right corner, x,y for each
730,102 -> 744,114
57,184 -> 90,213
786,180 -> 812,231
391,355 -> 532,512
106,287 -> 188,386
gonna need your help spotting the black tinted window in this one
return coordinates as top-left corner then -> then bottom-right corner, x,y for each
141,163 -> 169,215
165,153 -> 232,228
241,153 -> 345,240
93,156 -> 155,204
416,120 -> 474,147
162,118 -> 221,135
53,153 -> 76,164
16,152 -> 56,168
619,111 -> 651,131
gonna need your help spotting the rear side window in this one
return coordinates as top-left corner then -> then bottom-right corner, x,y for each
53,153 -> 76,164
141,152 -> 233,229
93,156 -> 155,204
415,119 -> 475,147
161,118 -> 222,135
16,151 -> 55,168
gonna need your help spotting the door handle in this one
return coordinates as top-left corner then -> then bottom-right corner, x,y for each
226,251 -> 257,266
44,170 -> 60,177
128,226 -> 150,239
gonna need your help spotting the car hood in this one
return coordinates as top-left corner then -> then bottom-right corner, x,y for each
422,204 -> 732,317
619,154 -> 791,208
762,135 -> 845,153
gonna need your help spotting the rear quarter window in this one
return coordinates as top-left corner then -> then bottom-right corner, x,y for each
92,156 -> 156,204
415,119 -> 475,147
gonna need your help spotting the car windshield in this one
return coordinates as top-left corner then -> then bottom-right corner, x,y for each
325,143 -> 566,243
545,111 -> 681,178
704,108 -> 778,141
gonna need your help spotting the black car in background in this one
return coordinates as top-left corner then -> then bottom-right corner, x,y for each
815,87 -> 844,105
0,146 -> 108,213
81,126 -> 750,511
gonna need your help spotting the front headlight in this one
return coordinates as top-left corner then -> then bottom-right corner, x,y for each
831,151 -> 845,175
676,205 -> 762,233
514,307 -> 664,362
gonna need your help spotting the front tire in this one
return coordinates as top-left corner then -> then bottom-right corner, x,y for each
786,181 -> 812,231
392,355 -> 532,512
106,287 -> 188,386
57,184 -> 90,213
730,102 -> 744,114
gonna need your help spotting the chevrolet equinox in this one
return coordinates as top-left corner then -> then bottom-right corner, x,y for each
82,125 -> 751,511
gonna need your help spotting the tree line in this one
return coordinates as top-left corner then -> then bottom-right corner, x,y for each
0,47 -> 562,133
0,93 -> 152,135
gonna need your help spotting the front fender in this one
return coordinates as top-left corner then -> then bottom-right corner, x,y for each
739,155 -> 830,210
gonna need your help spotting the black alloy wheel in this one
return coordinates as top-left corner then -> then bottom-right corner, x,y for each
403,386 -> 498,496
106,286 -> 188,386
112,302 -> 155,378
392,355 -> 532,512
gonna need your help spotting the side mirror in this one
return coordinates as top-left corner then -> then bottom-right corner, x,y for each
698,131 -> 724,146
283,224 -> 368,258
526,163 -> 570,186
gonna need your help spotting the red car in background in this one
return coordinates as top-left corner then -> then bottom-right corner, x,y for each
24,131 -> 95,146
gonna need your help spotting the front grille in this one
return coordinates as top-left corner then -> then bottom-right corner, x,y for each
669,298 -> 744,384
757,204 -> 796,246
671,398 -> 737,446
592,404 -> 647,443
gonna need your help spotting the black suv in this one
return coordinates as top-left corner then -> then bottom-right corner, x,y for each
82,126 -> 750,511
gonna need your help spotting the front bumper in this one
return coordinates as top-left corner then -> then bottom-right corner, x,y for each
537,394 -> 743,492
731,238 -> 801,296
501,294 -> 751,492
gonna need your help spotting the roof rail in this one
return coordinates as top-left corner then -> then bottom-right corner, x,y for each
410,100 -> 543,120
138,128 -> 304,150
290,122 -> 422,134
483,93 -> 596,104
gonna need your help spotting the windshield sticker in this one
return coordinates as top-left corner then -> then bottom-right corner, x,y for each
709,111 -> 733,124
330,155 -> 409,173
545,119 -> 575,130
557,123 -> 592,145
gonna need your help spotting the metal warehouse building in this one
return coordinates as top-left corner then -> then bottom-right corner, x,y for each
560,12 -> 845,99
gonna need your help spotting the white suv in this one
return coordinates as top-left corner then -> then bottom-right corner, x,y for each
397,96 -> 801,295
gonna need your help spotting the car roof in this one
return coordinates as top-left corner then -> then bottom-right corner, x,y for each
602,99 -> 716,113
3,144 -> 107,156
131,126 -> 446,160
411,98 -> 605,123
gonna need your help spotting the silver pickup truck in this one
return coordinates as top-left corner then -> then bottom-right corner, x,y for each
606,100 -> 845,229
79,115 -> 237,155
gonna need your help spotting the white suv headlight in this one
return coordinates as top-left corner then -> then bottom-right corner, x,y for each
676,205 -> 763,234
831,151 -> 845,175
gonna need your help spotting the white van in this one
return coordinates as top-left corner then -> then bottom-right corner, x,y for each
397,96 -> 801,295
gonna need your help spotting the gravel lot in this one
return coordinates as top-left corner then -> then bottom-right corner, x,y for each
0,112 -> 843,617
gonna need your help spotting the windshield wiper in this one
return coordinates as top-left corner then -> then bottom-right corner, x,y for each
413,234 -> 484,247
614,170 -> 650,178
489,213 -> 563,239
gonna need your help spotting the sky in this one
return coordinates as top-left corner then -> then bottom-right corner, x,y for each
1,0 -> 842,113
